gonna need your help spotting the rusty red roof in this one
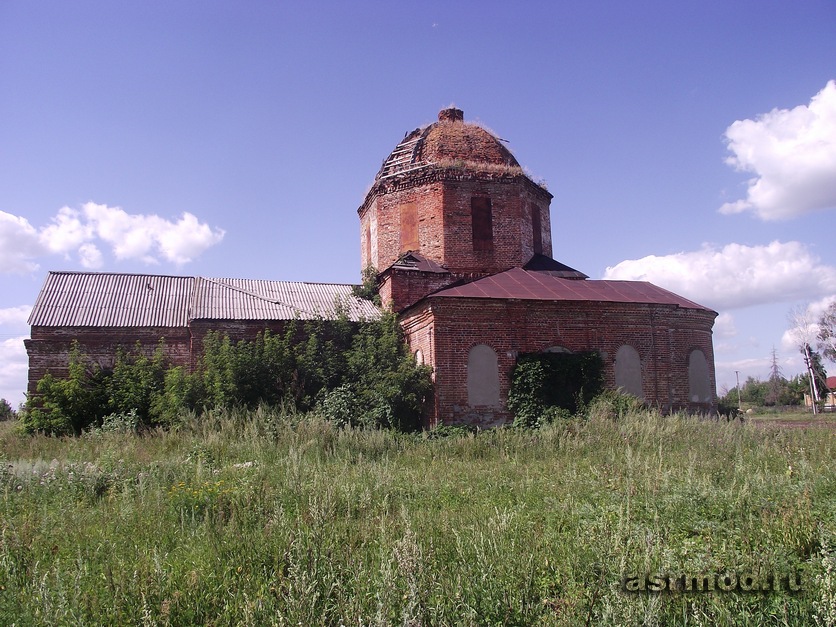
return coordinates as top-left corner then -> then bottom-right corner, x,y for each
29,271 -> 380,327
428,267 -> 714,311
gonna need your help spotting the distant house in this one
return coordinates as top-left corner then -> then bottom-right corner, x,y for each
826,376 -> 836,411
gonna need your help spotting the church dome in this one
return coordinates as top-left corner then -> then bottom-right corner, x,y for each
377,108 -> 521,179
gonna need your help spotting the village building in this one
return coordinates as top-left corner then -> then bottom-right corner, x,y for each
26,107 -> 718,426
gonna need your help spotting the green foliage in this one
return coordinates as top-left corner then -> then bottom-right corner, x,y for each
585,389 -> 646,421
24,310 -> 432,435
106,342 -> 167,424
351,264 -> 381,305
0,398 -> 15,421
818,301 -> 836,363
20,341 -> 108,435
507,351 -> 604,427
93,409 -> 141,435
803,345 -> 830,408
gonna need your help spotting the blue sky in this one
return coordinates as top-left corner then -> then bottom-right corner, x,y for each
2,1 -> 835,407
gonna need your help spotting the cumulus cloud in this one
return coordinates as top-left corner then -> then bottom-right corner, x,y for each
0,305 -> 31,328
0,337 -> 29,408
713,312 -> 737,339
0,306 -> 32,407
720,80 -> 836,220
0,211 -> 45,274
604,241 -> 836,310
0,202 -> 225,274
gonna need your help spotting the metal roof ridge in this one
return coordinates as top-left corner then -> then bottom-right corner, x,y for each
199,277 -> 323,319
204,276 -> 361,288
46,269 -> 197,279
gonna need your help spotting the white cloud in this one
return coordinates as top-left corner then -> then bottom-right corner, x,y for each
720,80 -> 836,220
0,202 -> 225,274
0,305 -> 31,329
0,337 -> 29,408
39,206 -> 92,254
604,241 -> 836,311
0,306 -> 32,407
0,211 -> 44,274
713,312 -> 737,339
78,243 -> 104,269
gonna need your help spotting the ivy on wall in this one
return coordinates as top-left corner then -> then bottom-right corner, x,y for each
507,351 -> 604,427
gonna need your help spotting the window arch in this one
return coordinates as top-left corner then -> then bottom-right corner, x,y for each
688,349 -> 711,403
467,344 -> 500,407
615,345 -> 643,398
545,345 -> 571,354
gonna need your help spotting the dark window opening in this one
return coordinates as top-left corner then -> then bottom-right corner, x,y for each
471,197 -> 493,251
531,203 -> 543,254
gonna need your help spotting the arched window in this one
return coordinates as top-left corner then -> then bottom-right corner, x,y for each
615,345 -> 643,398
414,349 -> 424,366
467,344 -> 500,406
688,349 -> 711,403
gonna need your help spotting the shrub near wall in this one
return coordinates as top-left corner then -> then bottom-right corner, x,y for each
21,312 -> 433,435
508,352 -> 604,427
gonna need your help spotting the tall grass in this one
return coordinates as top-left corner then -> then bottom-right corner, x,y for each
0,406 -> 834,625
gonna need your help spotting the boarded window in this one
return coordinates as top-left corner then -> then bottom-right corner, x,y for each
467,344 -> 500,406
531,203 -> 543,254
688,349 -> 711,403
615,345 -> 643,398
399,203 -> 419,253
471,197 -> 493,251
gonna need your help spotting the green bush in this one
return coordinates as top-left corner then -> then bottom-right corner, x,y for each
23,311 -> 433,435
508,351 -> 604,427
20,342 -> 108,435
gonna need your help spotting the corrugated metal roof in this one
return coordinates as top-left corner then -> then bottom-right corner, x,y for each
428,267 -> 714,312
28,272 -> 195,327
28,272 -> 381,327
192,277 -> 380,321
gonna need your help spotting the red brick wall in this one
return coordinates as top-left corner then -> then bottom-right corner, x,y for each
359,169 -> 552,277
378,269 -> 453,312
25,326 -> 191,396
399,298 -> 717,427
398,306 -> 438,428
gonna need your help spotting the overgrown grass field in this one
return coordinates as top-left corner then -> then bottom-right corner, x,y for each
1,404 -> 834,625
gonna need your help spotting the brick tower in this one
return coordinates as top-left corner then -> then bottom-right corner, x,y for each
358,107 -> 563,311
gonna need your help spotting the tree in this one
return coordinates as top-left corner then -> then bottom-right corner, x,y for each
765,347 -> 788,406
801,344 -> 829,408
0,398 -> 15,421
818,301 -> 836,363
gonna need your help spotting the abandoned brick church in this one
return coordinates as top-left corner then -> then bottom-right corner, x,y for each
26,107 -> 717,426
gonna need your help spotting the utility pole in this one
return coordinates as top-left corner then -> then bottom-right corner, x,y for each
735,370 -> 742,411
804,343 -> 819,415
